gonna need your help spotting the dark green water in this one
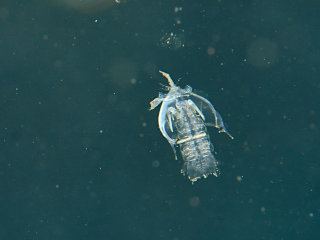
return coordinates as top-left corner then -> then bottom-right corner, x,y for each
0,0 -> 319,239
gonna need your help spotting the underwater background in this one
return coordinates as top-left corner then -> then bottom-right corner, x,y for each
0,0 -> 319,239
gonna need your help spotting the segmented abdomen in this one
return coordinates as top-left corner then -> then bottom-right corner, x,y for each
173,100 -> 219,182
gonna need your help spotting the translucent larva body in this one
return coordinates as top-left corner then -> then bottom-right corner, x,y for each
150,71 -> 233,182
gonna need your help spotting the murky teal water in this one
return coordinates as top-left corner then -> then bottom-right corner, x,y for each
0,0 -> 318,239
